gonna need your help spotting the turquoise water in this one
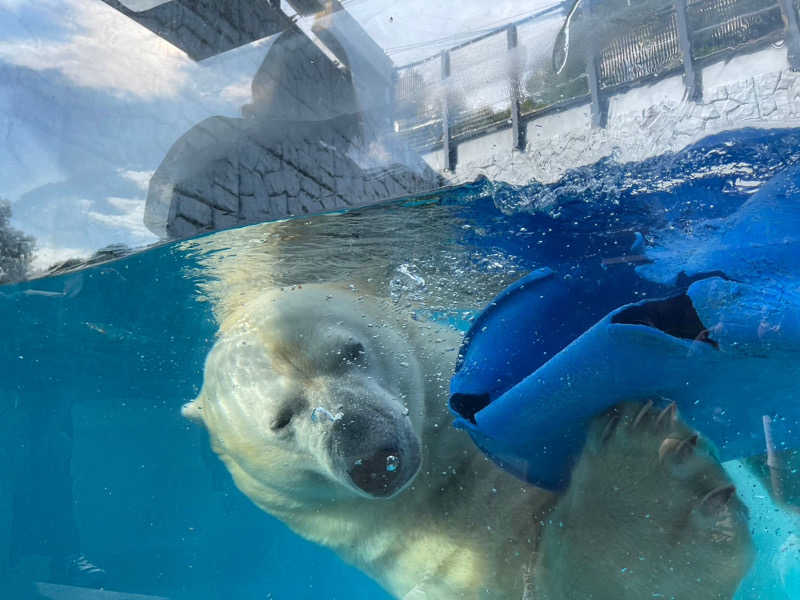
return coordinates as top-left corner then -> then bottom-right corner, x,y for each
0,240 -> 391,599
3,127 -> 800,598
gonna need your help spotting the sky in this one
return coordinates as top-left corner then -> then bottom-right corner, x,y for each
344,0 -> 561,63
0,0 -> 561,271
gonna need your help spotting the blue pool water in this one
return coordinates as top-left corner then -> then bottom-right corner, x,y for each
3,127 -> 800,598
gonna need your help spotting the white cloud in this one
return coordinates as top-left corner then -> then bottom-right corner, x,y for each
119,169 -> 154,192
0,0 -> 191,99
29,245 -> 92,273
25,190 -> 158,273
219,77 -> 253,106
0,1 -> 27,10
346,0 -> 561,64
88,196 -> 158,243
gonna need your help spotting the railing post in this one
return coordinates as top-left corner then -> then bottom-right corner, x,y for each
389,67 -> 398,135
441,50 -> 456,171
674,0 -> 702,101
779,0 -> 800,71
507,24 -> 526,151
584,0 -> 607,128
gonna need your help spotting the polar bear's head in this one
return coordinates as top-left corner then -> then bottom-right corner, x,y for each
184,284 -> 428,505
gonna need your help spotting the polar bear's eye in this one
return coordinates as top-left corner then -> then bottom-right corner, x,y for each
271,407 -> 294,431
339,341 -> 366,365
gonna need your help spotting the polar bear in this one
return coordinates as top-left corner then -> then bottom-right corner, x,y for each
182,217 -> 753,599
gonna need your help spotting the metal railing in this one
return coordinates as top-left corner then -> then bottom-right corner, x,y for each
392,0 -> 797,165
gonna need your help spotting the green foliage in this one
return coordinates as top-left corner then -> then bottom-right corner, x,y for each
0,199 -> 35,284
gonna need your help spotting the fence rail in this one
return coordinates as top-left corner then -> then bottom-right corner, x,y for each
392,0 -> 797,165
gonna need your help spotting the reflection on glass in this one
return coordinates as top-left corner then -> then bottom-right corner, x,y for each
2,0 -> 800,599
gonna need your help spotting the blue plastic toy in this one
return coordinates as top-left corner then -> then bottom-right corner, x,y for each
450,167 -> 800,491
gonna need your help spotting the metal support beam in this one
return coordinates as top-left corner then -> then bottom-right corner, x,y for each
100,0 -> 292,60
584,0 -> 607,128
310,0 -> 395,86
586,61 -> 606,128
779,0 -> 800,71
506,24 -> 526,151
675,0 -> 702,101
441,50 -> 456,171
286,0 -> 327,16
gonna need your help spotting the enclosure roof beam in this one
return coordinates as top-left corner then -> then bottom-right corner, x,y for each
99,0 -> 293,61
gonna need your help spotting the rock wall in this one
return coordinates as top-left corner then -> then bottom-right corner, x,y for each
144,28 -> 441,240
145,116 -> 438,239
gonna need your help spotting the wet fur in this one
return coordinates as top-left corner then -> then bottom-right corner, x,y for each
187,281 -> 753,599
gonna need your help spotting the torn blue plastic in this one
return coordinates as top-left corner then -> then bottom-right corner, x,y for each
450,167 -> 800,491
450,268 -> 598,406
636,165 -> 800,287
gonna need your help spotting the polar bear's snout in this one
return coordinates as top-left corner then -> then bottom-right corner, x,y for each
330,406 -> 422,498
347,445 -> 404,497
197,285 -> 430,504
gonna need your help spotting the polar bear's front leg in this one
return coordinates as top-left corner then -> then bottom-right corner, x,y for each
535,401 -> 754,600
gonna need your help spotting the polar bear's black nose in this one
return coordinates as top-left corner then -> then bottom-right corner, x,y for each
332,407 -> 420,498
348,446 -> 402,497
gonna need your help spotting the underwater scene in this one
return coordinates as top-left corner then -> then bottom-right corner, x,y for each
2,126 -> 800,599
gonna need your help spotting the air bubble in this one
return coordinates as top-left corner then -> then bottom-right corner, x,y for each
311,407 -> 343,424
386,455 -> 399,472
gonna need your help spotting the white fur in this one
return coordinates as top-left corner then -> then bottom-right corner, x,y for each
185,219 -> 753,599
188,283 -> 550,597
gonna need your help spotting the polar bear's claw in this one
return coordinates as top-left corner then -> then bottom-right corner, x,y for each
631,399 -> 654,429
599,414 -> 621,443
535,401 -> 754,600
654,401 -> 677,429
658,432 -> 698,464
699,483 -> 737,516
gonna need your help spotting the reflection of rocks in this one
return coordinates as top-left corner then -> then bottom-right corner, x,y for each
146,117 -> 437,238
44,244 -> 133,278
145,29 -> 440,239
247,27 -> 361,124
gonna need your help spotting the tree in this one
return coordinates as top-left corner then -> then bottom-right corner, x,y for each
0,199 -> 35,284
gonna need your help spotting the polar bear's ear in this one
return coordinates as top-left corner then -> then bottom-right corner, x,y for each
181,398 -> 206,427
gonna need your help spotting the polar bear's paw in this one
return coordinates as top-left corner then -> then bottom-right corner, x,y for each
536,401 -> 754,600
